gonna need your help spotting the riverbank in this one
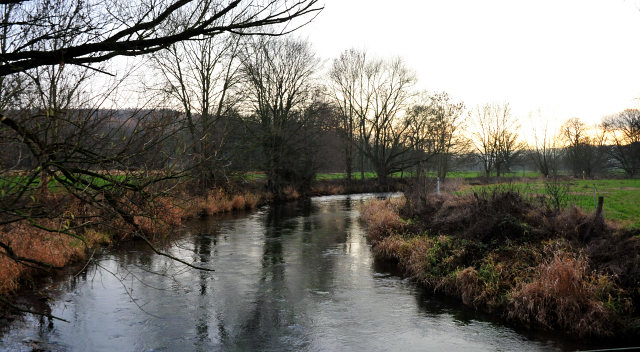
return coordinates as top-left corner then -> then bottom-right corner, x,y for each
0,178 -> 406,301
361,182 -> 640,339
2,194 -> 595,351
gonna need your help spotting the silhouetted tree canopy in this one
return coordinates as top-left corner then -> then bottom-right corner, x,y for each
0,0 -> 321,76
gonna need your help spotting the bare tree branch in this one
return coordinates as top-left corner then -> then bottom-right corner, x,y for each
0,0 -> 322,76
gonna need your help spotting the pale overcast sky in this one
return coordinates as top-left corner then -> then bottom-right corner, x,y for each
296,0 -> 640,124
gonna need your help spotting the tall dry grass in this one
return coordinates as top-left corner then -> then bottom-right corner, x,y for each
183,189 -> 264,217
508,249 -> 614,337
0,187 -> 266,293
360,197 -> 406,242
0,222 -> 109,293
310,182 -> 345,196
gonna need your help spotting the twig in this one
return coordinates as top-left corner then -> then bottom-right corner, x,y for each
74,248 -> 96,278
137,235 -> 215,272
93,262 -> 162,319
0,296 -> 69,323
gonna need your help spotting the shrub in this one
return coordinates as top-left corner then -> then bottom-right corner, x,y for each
282,186 -> 300,200
243,192 -> 261,209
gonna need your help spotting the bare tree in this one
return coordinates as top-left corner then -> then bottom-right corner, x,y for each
328,49 -> 366,180
560,117 -> 607,178
406,91 -> 467,179
328,49 -> 417,182
469,102 -> 522,177
150,33 -> 243,188
561,117 -> 588,177
496,124 -> 526,176
528,109 -> 561,177
239,36 -> 322,193
602,109 -> 640,177
361,57 -> 418,182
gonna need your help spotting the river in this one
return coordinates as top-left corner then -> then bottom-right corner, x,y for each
1,194 -> 599,351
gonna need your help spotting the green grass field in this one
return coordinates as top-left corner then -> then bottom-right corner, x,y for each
314,170 -> 544,180
465,179 -> 640,228
315,172 -> 380,180
5,169 -> 636,228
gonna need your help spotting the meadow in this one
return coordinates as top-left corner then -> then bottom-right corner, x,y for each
463,178 -> 640,228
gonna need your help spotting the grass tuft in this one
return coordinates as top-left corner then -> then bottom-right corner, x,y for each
360,197 -> 405,242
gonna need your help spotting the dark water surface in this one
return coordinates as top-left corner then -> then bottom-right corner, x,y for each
1,194 -> 600,351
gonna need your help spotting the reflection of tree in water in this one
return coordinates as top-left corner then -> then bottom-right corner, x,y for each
12,196 -> 368,351
191,198 -> 360,350
227,197 -> 361,350
262,201 -> 306,266
221,202 -> 297,350
195,314 -> 209,352
194,233 -> 212,296
191,223 -> 225,349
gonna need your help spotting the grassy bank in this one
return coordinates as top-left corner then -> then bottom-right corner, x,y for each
361,181 -> 640,339
0,177 -> 406,296
0,185 -> 266,294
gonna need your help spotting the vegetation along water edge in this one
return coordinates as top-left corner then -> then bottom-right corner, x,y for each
360,177 -> 640,340
0,176 -> 404,319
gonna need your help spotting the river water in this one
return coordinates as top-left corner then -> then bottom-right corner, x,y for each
1,194 -> 598,351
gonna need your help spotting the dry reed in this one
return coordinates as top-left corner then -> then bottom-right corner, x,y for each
360,197 -> 405,242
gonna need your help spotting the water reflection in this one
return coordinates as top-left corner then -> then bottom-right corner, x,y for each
1,194 -> 601,351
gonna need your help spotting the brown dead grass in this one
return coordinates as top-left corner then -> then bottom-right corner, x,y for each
310,182 -> 345,196
282,186 -> 301,201
184,189 -> 265,217
0,221 -> 109,293
360,197 -> 405,242
508,249 -> 613,338
0,186 -> 266,294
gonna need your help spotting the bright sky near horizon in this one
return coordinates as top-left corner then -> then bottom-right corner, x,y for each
296,0 -> 640,125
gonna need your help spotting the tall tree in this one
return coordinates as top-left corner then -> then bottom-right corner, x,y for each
328,49 -> 417,182
360,57 -> 417,182
469,102 -> 522,177
328,49 -> 366,180
602,109 -> 640,177
150,33 -> 243,188
559,117 -> 607,178
406,91 -> 467,179
240,36 -> 322,193
528,109 -> 561,177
